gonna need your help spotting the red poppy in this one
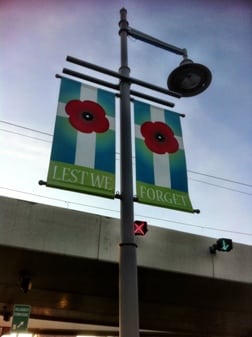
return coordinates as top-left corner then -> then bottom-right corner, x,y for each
65,100 -> 109,133
141,121 -> 179,154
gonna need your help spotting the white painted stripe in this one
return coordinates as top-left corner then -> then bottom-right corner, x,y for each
75,84 -> 98,167
150,106 -> 171,187
80,84 -> 115,131
80,84 -> 97,101
153,153 -> 171,187
75,132 -> 96,168
135,124 -> 142,139
57,102 -> 67,117
176,136 -> 184,150
150,106 -> 183,150
150,105 -> 165,122
108,116 -> 115,131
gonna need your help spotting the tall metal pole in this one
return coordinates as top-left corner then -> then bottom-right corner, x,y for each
118,8 -> 140,337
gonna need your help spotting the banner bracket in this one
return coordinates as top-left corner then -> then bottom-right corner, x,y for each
193,209 -> 201,214
115,193 -> 138,202
38,180 -> 47,186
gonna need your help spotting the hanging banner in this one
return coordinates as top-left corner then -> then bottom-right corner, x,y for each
47,77 -> 116,198
134,100 -> 193,213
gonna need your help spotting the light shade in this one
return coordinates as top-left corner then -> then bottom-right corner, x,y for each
167,59 -> 212,97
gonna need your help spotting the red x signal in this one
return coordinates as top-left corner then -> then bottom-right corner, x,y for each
134,220 -> 148,236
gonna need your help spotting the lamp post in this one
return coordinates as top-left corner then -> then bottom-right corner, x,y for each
118,8 -> 211,337
118,9 -> 139,337
61,8 -> 211,337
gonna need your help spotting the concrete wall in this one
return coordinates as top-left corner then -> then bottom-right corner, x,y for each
1,195 -> 251,283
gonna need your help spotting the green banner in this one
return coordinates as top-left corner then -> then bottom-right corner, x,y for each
134,100 -> 194,213
47,161 -> 115,198
47,77 -> 116,198
137,180 -> 193,213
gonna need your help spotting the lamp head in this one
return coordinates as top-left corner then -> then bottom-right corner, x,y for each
167,58 -> 212,97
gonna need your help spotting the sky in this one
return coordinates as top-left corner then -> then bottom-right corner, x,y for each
1,0 -> 252,245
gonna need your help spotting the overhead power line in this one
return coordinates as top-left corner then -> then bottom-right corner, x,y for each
0,120 -> 52,136
1,120 -> 252,191
0,129 -> 51,143
1,186 -> 251,238
189,178 -> 252,195
188,170 -> 252,187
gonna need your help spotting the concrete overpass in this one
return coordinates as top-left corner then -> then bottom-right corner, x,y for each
0,195 -> 251,336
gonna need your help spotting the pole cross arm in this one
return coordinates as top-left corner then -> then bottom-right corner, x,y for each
127,26 -> 188,57
66,56 -> 181,98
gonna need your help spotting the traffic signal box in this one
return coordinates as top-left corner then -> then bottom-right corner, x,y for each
134,220 -> 148,236
209,238 -> 233,254
216,238 -> 233,252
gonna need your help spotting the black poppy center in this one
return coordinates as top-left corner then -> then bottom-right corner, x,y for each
82,111 -> 94,121
155,132 -> 166,142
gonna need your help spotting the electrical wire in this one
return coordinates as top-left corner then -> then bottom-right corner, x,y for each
189,178 -> 252,195
1,186 -> 251,237
0,129 -> 51,143
1,121 -> 252,194
188,169 -> 252,187
0,120 -> 52,136
1,119 -> 251,237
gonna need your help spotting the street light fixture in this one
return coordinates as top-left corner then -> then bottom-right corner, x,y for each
168,58 -> 212,97
127,25 -> 212,98
119,9 -> 211,337
59,8 -> 212,337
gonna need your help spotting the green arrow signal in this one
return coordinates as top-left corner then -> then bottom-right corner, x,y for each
217,238 -> 233,252
221,241 -> 229,251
